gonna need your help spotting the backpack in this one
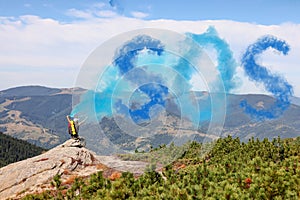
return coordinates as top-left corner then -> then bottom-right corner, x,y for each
68,120 -> 78,136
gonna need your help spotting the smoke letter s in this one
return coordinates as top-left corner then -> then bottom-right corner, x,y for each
241,35 -> 293,120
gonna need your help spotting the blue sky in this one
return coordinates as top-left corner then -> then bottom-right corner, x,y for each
0,0 -> 300,97
1,0 -> 300,24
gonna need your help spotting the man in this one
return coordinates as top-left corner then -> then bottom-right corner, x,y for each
66,115 -> 79,139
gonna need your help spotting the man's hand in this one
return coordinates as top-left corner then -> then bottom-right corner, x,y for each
66,115 -> 71,122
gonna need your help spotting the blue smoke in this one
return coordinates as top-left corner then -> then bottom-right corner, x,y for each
71,28 -> 293,128
109,0 -> 124,14
112,35 -> 168,123
71,90 -> 113,118
71,27 -> 235,125
71,65 -> 120,118
186,26 -> 237,122
241,35 -> 293,120
187,26 -> 237,92
114,35 -> 164,75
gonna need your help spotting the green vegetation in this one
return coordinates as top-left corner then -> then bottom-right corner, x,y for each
0,132 -> 46,167
119,142 -> 189,166
23,136 -> 300,199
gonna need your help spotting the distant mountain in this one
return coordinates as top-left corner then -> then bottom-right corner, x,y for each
0,132 -> 45,168
222,93 -> 300,141
0,86 -> 299,151
291,96 -> 300,106
0,85 -> 61,97
90,92 -> 299,153
0,86 -> 85,148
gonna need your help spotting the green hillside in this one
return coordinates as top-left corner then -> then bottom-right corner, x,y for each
24,136 -> 300,199
0,132 -> 46,168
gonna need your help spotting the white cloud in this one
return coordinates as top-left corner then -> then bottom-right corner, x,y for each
0,14 -> 299,97
66,3 -> 115,19
66,8 -> 94,19
131,11 -> 149,19
93,2 -> 106,9
96,10 -> 118,18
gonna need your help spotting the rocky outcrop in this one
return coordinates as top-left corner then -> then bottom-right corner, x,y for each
0,139 -> 148,200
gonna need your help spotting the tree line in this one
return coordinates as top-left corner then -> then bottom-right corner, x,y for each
0,132 -> 45,168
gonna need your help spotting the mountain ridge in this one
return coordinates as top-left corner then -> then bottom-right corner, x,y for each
0,85 -> 299,152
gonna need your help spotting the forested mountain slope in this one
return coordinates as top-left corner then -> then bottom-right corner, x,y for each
0,132 -> 45,168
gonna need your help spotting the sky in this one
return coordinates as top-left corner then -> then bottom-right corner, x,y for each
0,0 -> 300,96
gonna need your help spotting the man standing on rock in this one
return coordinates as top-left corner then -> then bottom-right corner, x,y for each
66,115 -> 80,140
